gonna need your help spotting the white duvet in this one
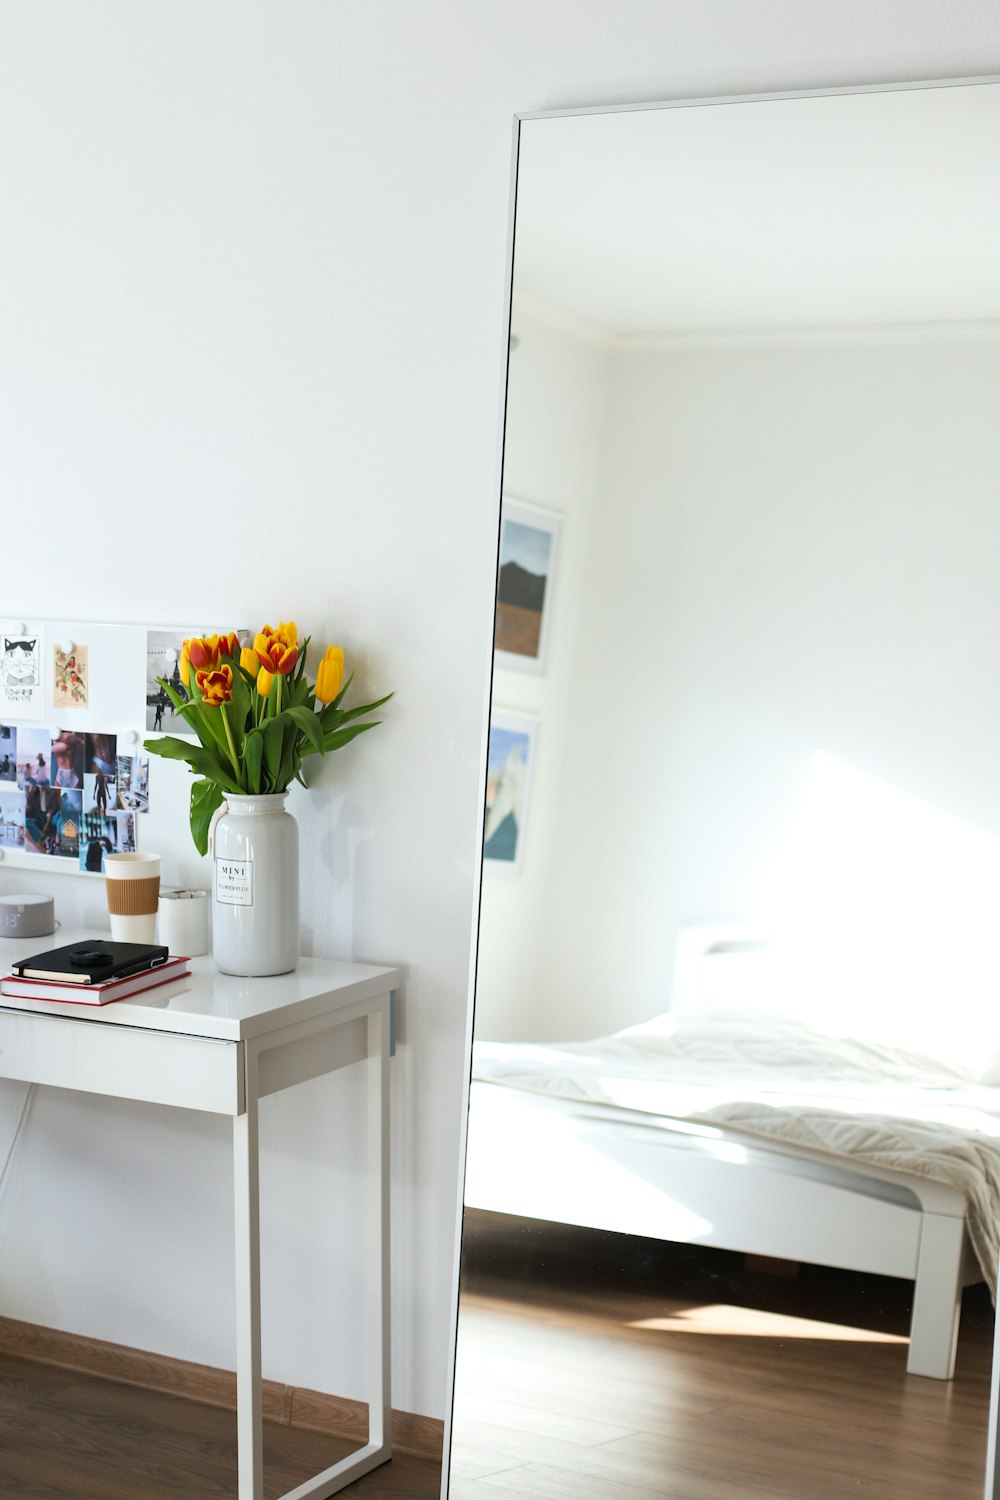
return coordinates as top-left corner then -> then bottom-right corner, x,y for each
472,1005 -> 1000,1294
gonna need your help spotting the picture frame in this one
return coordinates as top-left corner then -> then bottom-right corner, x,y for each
493,497 -> 560,674
483,709 -> 537,873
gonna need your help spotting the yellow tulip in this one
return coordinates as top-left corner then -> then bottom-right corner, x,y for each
315,645 -> 344,704
257,666 -> 275,698
240,646 -> 260,679
179,642 -> 191,688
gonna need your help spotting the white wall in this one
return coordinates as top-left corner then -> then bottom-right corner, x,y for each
0,0 -> 996,1426
473,299 -> 609,1040
503,332 -> 1000,1043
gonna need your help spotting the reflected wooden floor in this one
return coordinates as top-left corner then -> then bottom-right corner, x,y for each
0,1357 -> 441,1498
449,1211 -> 994,1499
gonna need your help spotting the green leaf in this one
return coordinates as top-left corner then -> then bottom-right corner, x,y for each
330,668 -> 355,710
263,716 -> 285,788
190,701 -> 230,755
144,736 -> 241,793
286,704 -> 325,756
146,735 -> 205,762
322,691 -> 393,729
302,720 -> 382,758
278,726 -> 297,790
156,676 -> 191,715
190,779 -> 225,856
243,729 -> 264,794
228,663 -> 253,742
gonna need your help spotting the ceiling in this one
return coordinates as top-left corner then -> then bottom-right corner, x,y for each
513,81 -> 1000,337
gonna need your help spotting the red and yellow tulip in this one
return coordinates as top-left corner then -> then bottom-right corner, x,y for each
196,664 -> 234,707
187,635 -> 221,673
255,621 -> 298,676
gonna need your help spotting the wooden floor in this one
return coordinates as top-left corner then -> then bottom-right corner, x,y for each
0,1357 -> 442,1498
448,1211 -> 995,1500
4,1215 -> 994,1499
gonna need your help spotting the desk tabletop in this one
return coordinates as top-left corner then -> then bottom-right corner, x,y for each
0,929 -> 399,1042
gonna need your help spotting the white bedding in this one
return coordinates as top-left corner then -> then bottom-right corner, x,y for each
472,1005 -> 1000,1294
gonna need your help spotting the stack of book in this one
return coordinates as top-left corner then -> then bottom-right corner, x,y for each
1,948 -> 191,1006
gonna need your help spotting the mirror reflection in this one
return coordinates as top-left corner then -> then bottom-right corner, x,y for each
450,80 -> 1000,1499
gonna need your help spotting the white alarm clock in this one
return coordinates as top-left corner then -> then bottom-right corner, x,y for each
0,893 -> 56,938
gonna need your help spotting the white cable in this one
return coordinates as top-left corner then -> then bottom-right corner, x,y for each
0,1084 -> 35,1195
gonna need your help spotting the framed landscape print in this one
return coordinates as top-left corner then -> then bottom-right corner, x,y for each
494,498 -> 560,673
483,710 -> 537,873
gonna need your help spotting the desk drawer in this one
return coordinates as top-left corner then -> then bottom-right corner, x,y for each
0,1011 -> 242,1115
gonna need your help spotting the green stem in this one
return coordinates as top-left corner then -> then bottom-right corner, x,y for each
220,706 -> 243,788
275,675 -> 283,717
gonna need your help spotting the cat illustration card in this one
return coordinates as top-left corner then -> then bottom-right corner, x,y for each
0,627 -> 45,718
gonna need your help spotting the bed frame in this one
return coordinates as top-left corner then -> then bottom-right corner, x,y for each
464,925 -> 981,1380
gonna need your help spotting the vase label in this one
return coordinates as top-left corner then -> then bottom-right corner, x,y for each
216,857 -> 253,906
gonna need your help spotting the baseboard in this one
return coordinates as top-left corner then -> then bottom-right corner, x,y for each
0,1315 -> 443,1463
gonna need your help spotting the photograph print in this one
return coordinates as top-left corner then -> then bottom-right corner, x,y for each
116,754 -> 150,813
146,629 -> 192,734
80,811 -> 136,873
483,710 -> 537,872
85,732 -> 118,777
0,725 -> 15,783
50,730 -> 84,789
494,499 -> 560,673
16,727 -> 52,789
24,786 -> 63,855
0,789 -> 25,849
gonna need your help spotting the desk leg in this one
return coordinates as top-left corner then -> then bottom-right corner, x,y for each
234,1046 -> 264,1500
368,1002 -> 391,1455
986,1290 -> 1000,1500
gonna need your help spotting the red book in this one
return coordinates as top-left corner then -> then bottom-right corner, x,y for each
0,955 -> 191,1006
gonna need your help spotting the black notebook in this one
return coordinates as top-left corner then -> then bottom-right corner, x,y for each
11,940 -> 170,986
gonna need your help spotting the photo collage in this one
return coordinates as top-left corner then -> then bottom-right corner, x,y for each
0,726 -> 149,871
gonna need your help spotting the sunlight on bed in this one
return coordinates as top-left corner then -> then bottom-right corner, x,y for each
756,751 -> 1000,1076
627,1304 -> 908,1344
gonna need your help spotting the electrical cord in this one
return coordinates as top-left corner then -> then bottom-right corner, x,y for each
0,1083 -> 35,1194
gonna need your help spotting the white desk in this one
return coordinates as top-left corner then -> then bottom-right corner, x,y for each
0,930 -> 399,1500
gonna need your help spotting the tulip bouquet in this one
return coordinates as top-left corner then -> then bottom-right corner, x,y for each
145,622 -> 391,854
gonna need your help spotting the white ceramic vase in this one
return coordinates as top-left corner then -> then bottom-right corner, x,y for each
212,793 -> 299,976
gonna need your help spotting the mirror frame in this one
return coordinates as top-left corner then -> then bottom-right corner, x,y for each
441,71 -> 1000,1500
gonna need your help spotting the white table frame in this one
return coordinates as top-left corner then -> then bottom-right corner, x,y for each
0,932 -> 399,1500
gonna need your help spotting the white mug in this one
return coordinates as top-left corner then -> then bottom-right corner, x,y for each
158,888 -> 210,957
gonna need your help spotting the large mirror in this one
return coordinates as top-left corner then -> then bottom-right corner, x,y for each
447,79 -> 1000,1500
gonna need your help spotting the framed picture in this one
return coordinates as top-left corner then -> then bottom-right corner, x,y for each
484,710 -> 537,873
494,498 -> 560,673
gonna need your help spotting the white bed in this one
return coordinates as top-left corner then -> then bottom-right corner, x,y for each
464,927 -> 1000,1380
